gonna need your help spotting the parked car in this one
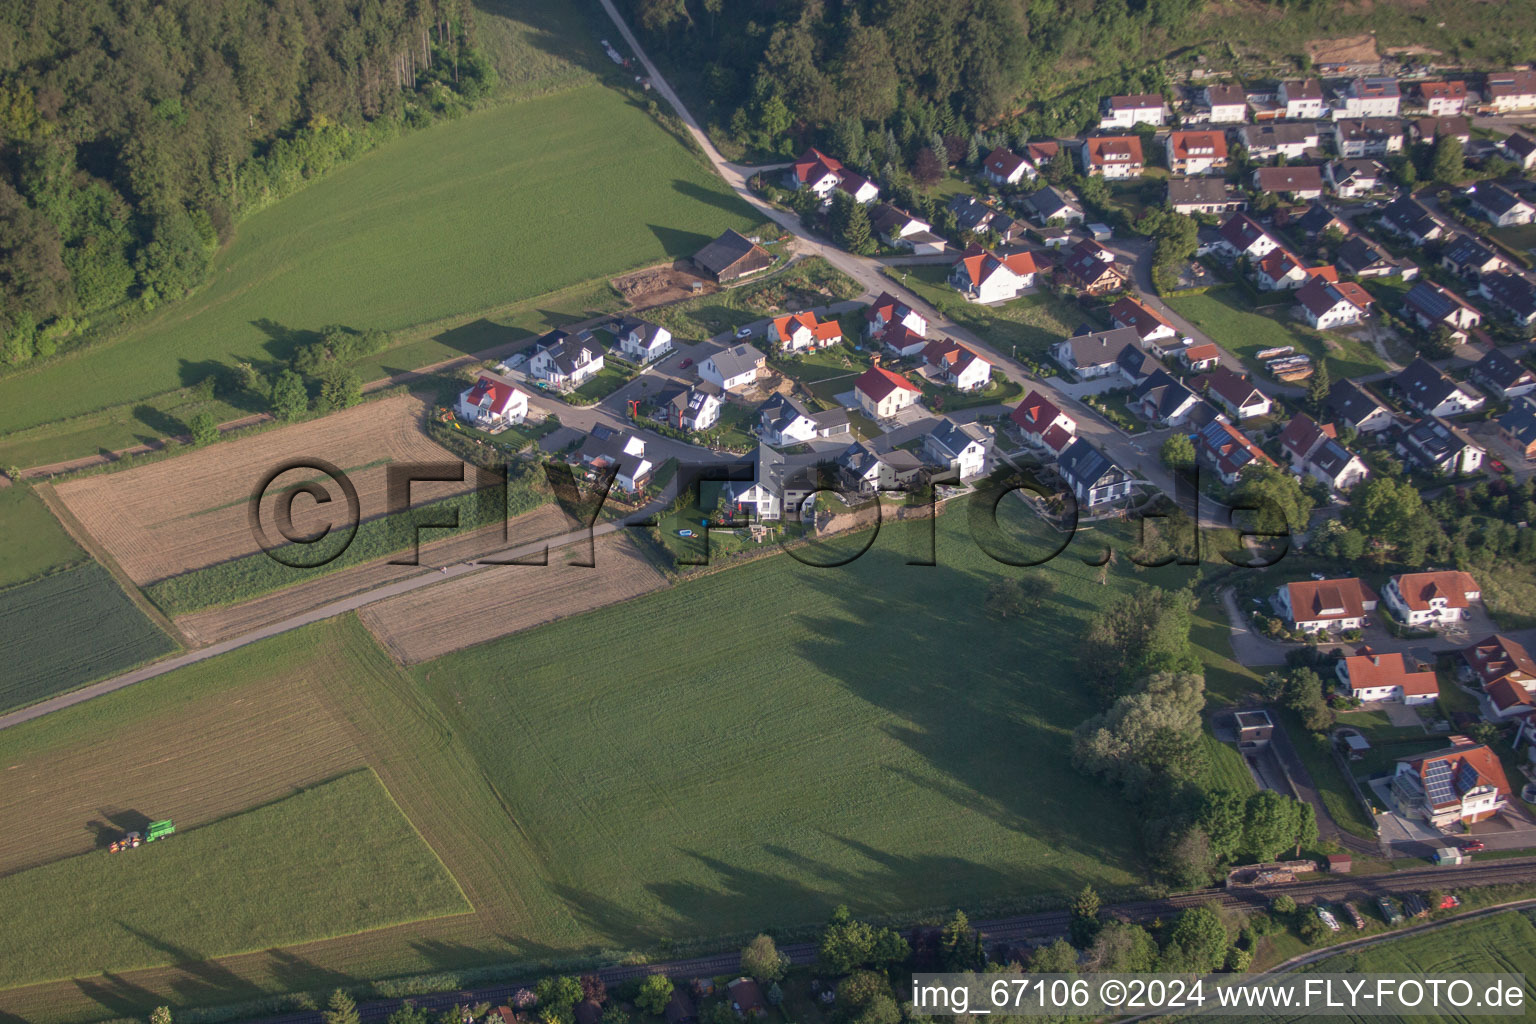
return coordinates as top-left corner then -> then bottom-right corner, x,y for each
735,326 -> 754,338
1316,907 -> 1341,932
679,358 -> 693,369
1462,838 -> 1486,853
1489,459 -> 1507,474
1377,896 -> 1404,925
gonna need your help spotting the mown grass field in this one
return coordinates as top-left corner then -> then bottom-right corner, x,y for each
0,83 -> 757,446
0,769 -> 468,991
888,265 -> 1087,362
0,486 -> 84,588
1166,289 -> 1387,380
0,564 -> 174,714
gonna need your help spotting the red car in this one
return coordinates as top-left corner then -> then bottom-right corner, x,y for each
1462,839 -> 1486,853
678,358 -> 693,369
1490,459 -> 1507,473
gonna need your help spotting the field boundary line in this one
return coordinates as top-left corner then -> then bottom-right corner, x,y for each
31,483 -> 187,647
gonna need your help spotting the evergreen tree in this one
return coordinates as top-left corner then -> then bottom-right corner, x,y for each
1431,135 -> 1464,184
1069,884 -> 1102,947
1306,358 -> 1331,414
323,990 -> 361,1024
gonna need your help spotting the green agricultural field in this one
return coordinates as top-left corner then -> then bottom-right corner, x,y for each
1165,289 -> 1387,381
0,487 -> 85,588
0,564 -> 175,714
0,83 -> 757,448
0,769 -> 468,991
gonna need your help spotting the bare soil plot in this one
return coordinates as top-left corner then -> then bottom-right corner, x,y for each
174,504 -> 575,647
54,396 -> 469,585
1307,35 -> 1380,65
612,261 -> 715,309
359,532 -> 670,664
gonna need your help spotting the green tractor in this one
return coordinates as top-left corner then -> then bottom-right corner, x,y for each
109,819 -> 174,853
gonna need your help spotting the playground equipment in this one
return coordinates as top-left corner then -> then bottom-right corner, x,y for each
109,819 -> 175,853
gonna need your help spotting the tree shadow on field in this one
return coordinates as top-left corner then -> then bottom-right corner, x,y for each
114,921 -> 265,1007
130,405 -> 186,443
647,223 -> 714,260
251,318 -> 323,364
87,808 -> 153,849
407,938 -> 512,973
73,971 -> 165,1021
261,948 -> 355,998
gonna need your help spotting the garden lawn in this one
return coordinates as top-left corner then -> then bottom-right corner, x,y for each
0,770 -> 468,990
1201,727 -> 1258,796
0,564 -> 175,714
889,266 -> 1088,363
0,83 -> 757,442
1191,599 -> 1262,708
1165,289 -> 1387,380
0,487 -> 85,588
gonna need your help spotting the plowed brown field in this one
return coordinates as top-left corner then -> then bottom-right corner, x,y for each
359,533 -> 669,664
53,396 -> 469,585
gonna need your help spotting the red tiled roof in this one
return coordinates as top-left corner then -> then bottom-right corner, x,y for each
1463,634 -> 1536,687
1085,135 -> 1144,166
1285,577 -> 1377,622
1011,389 -> 1068,431
771,310 -> 841,345
1402,744 -> 1513,808
984,148 -> 1027,178
1306,264 -> 1340,282
1334,280 -> 1375,309
789,147 -> 843,186
1040,422 -> 1074,454
1108,296 -> 1174,340
954,244 -> 1041,288
1182,343 -> 1220,363
1487,678 -> 1536,714
855,365 -> 920,402
1418,80 -> 1467,101
1201,366 -> 1268,410
1341,651 -> 1439,696
1168,130 -> 1228,160
1279,412 -> 1335,458
466,376 -> 522,415
1258,247 -> 1305,282
1392,571 -> 1480,612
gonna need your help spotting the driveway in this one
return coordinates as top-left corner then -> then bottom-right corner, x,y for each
1220,587 -> 1289,668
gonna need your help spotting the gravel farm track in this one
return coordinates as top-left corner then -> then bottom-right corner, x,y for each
52,395 -> 468,586
358,532 -> 669,665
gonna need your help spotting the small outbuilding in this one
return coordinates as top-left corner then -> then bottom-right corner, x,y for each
1431,846 -> 1464,866
1326,852 -> 1353,873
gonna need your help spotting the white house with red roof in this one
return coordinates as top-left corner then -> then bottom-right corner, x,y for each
1216,213 -> 1281,260
1383,570 -> 1482,627
1416,80 -> 1468,117
836,170 -> 880,205
1462,634 -> 1536,705
1108,296 -> 1178,353
1274,577 -> 1378,632
982,147 -> 1031,186
784,147 -> 844,200
1198,366 -> 1273,420
1181,343 -> 1221,372
948,244 -> 1041,303
457,375 -> 529,429
771,311 -> 842,353
920,337 -> 992,391
1164,130 -> 1229,176
1255,248 -> 1309,291
1010,390 -> 1077,453
1296,276 -> 1373,329
863,292 -> 927,338
1336,648 -> 1439,705
1080,135 -> 1145,179
854,365 -> 921,419
1196,419 -> 1275,484
1392,739 -> 1511,827
879,322 -> 929,358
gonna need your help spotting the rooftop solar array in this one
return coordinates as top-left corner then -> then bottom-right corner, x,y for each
1424,759 -> 1457,805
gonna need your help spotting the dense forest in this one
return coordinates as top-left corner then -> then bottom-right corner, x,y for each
0,0 -> 496,366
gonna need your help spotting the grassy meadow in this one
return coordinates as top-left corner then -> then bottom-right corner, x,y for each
0,563 -> 175,713
0,486 -> 85,588
0,770 -> 468,991
0,83 -> 757,447
887,265 -> 1088,363
1165,289 -> 1388,381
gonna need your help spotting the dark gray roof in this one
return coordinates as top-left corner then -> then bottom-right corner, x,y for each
1473,184 -> 1530,218
1057,437 -> 1125,489
1499,396 -> 1536,445
947,195 -> 995,231
759,392 -> 811,435
809,407 -> 850,431
1166,177 -> 1231,206
1444,235 -> 1504,269
1024,186 -> 1080,219
1396,356 -> 1462,409
927,417 -> 987,457
1404,282 -> 1472,324
1236,122 -> 1319,149
1132,369 -> 1198,420
1310,438 -> 1359,478
706,343 -> 764,379
693,229 -> 772,276
1383,196 -> 1443,238
1483,272 -> 1536,316
535,328 -> 604,375
1474,347 -> 1532,391
1336,235 -> 1392,274
1328,378 -> 1389,428
1056,325 -> 1139,367
1399,415 -> 1480,469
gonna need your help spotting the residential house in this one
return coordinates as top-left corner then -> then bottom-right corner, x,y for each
456,375 -> 529,428
699,343 -> 765,391
1278,412 -> 1336,468
1484,70 -> 1536,113
949,244 -> 1042,303
1335,77 -> 1402,119
770,310 -> 842,353
947,194 -> 997,234
864,292 -> 927,338
1278,79 -> 1326,119
923,419 -> 991,481
921,336 -> 993,391
982,147 -> 1031,186
1109,295 -> 1179,353
1202,83 -> 1249,123
658,383 -> 721,432
1196,418 -> 1276,484
1336,235 -> 1417,279
721,445 -> 785,521
1055,240 -> 1126,295
1329,378 -> 1396,433
1502,131 -> 1536,170
1397,355 -> 1485,417
1011,390 -> 1077,451
1336,649 -> 1439,704
1463,634 -> 1536,693
1296,275 -> 1373,329
1099,93 -> 1164,129
1499,395 -> 1536,458
1479,272 -> 1536,327
1080,135 -> 1145,179
1274,577 -> 1378,632
758,393 -> 818,446
665,989 -> 698,1024
836,170 -> 879,205
1199,366 -> 1273,420
853,365 -> 921,419
1398,415 -> 1486,475
1416,80 -> 1469,116
1057,438 -> 1134,507
1216,213 -> 1281,260
1392,741 -> 1512,827
1255,247 -> 1310,290
1024,140 -> 1062,169
870,204 -> 946,255
528,328 -> 605,389
693,229 -> 773,283
879,322 -> 929,358
1470,347 -> 1536,399
1021,185 -> 1084,225
1403,282 -> 1484,342
1281,201 -> 1348,238
1471,184 -> 1535,227
1384,570 -> 1482,627
1052,326 -> 1140,380
1181,343 -> 1222,372
1116,344 -> 1161,384
784,147 -> 844,200
1131,369 -> 1201,426
989,212 -> 1030,245
1164,130 -> 1229,175
1331,118 -> 1404,158
1409,115 -> 1471,145
838,441 -> 908,493
1252,165 -> 1325,200
1234,121 -> 1320,161
613,318 -> 674,363
1307,436 -> 1371,491
1167,177 -> 1248,215
577,425 -> 653,493
1442,237 -> 1509,279
1381,196 -> 1446,245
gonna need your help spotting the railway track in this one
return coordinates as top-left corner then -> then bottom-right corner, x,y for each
244,858 -> 1536,1024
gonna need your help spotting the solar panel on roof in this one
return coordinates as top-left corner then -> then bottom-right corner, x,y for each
1424,759 -> 1457,804
1456,759 -> 1481,795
